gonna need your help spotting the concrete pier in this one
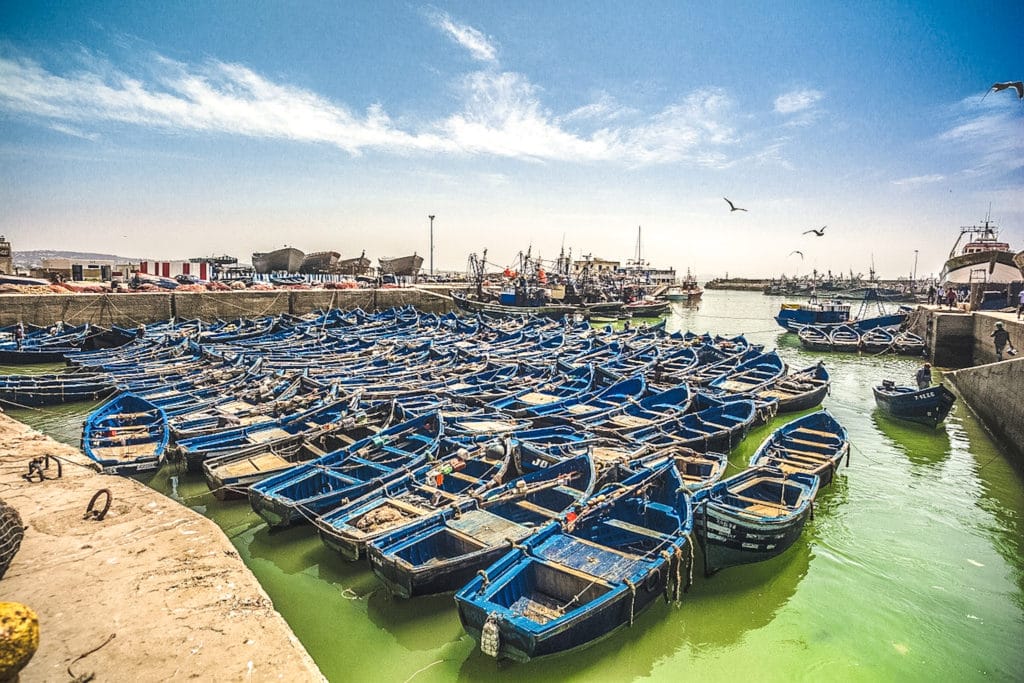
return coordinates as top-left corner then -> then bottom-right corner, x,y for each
947,358 -> 1024,462
0,415 -> 324,681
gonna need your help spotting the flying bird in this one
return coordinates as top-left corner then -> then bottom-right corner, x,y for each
789,250 -> 804,259
802,225 -> 827,237
723,197 -> 747,212
982,81 -> 1024,101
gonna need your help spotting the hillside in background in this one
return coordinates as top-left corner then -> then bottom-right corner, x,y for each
13,250 -> 144,267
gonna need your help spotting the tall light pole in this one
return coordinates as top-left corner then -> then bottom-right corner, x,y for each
428,215 -> 435,276
912,249 -> 919,290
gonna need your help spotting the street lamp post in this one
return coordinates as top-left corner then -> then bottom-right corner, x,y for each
428,215 -> 435,276
912,249 -> 918,290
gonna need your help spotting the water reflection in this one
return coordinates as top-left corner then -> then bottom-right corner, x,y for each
870,410 -> 953,473
367,588 -> 464,652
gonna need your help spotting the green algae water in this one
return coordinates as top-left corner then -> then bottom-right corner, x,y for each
8,290 -> 1024,682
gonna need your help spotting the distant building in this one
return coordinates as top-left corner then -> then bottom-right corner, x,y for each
0,235 -> 12,275
35,257 -> 133,282
138,260 -> 213,280
571,257 -> 620,275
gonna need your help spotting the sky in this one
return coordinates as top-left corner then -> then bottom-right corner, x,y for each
1,1 -> 1022,279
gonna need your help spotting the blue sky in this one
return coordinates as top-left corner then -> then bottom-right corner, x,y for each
1,1 -> 1021,278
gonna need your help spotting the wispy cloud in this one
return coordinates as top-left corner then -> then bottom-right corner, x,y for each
427,10 -> 497,63
937,99 -> 1024,176
891,174 -> 945,186
0,52 -> 747,167
49,123 -> 101,141
774,89 -> 823,115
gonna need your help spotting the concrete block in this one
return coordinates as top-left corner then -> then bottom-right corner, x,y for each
947,357 -> 1024,463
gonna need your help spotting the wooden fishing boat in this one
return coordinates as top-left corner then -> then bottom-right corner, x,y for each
336,250 -> 372,275
756,362 -> 831,413
0,372 -> 116,408
892,331 -> 926,356
454,460 -> 692,662
748,410 -> 850,487
859,326 -> 896,353
872,381 -> 956,427
633,447 -> 729,492
247,411 -> 443,528
707,350 -> 786,393
828,324 -> 861,352
299,251 -> 340,273
524,375 -> 647,423
314,440 -> 513,560
486,364 -> 598,415
609,399 -> 756,454
621,300 -> 670,317
692,466 -> 819,575
201,401 -> 404,498
82,393 -> 169,474
797,325 -> 832,352
367,455 -> 597,598
450,290 -> 580,319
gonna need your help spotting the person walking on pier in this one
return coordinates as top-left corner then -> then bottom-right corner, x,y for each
916,363 -> 932,390
991,322 -> 1016,361
1017,289 -> 1024,320
935,286 -> 945,306
945,287 -> 958,309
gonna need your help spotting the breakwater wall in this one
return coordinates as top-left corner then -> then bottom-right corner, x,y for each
908,307 -> 1023,367
0,288 -> 454,326
947,357 -> 1024,463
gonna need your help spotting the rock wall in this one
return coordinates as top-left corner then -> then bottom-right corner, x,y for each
946,357 -> 1024,463
0,289 -> 454,326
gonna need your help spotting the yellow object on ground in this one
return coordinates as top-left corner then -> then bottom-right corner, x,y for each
0,602 -> 39,681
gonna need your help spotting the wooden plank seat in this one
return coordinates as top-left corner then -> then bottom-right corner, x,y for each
457,420 -> 514,433
770,447 -> 835,462
517,392 -> 562,406
219,453 -> 290,477
608,414 -> 653,428
727,494 -> 792,515
448,510 -> 530,545
603,517 -> 672,541
792,427 -> 837,438
784,436 -> 836,449
90,443 -> 159,460
515,500 -> 560,517
536,535 -> 641,583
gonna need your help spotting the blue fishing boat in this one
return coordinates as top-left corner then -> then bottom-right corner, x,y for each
486,364 -> 598,415
828,324 -> 861,352
633,447 -> 729,492
692,466 -> 819,575
314,440 -> 513,560
610,399 -> 756,453
797,325 -> 832,352
454,460 -> 692,662
859,326 -> 896,353
367,455 -> 597,598
82,393 -> 169,474
756,362 -> 831,413
524,375 -> 647,423
247,412 -> 443,528
775,299 -> 851,331
0,372 -> 116,407
748,410 -> 850,486
872,381 -> 956,427
707,350 -> 786,393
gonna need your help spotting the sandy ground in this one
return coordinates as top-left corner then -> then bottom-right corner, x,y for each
0,413 -> 324,682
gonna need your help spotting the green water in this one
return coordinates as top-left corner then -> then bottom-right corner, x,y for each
7,291 -> 1023,681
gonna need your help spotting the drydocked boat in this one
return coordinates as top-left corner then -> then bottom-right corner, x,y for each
82,393 -> 169,474
455,460 -> 692,662
748,410 -> 850,487
692,466 -> 819,575
299,251 -> 341,274
336,250 -> 372,276
247,411 -> 443,528
367,455 -> 597,598
873,381 -> 956,427
252,247 -> 305,274
378,253 -> 424,277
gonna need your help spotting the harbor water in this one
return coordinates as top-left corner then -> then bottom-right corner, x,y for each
5,289 -> 1023,682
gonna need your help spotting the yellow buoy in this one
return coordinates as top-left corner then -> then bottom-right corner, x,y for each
0,602 -> 39,680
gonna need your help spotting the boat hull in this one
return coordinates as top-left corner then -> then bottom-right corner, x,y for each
873,384 -> 956,427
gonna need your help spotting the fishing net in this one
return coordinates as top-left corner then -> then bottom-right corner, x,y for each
0,497 -> 25,580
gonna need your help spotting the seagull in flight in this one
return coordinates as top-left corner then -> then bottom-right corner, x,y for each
982,81 -> 1024,101
789,250 -> 804,259
723,197 -> 747,212
802,225 -> 827,237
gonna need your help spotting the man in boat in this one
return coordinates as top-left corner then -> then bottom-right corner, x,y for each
14,322 -> 24,350
916,363 -> 932,390
990,322 -> 1015,361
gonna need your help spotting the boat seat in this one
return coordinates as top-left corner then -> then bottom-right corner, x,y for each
515,500 -> 560,517
335,433 -> 358,446
772,446 -> 835,461
784,437 -> 834,449
603,518 -> 672,541
444,470 -> 479,483
304,442 -> 328,457
792,427 -> 835,438
701,421 -> 732,431
727,495 -> 792,515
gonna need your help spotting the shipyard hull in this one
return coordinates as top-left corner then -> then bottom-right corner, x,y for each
300,251 -> 340,273
252,248 -> 306,274
940,251 -> 1019,284
337,255 -> 372,275
378,254 -> 424,276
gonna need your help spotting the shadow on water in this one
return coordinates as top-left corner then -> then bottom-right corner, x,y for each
869,409 -> 953,473
366,588 -> 465,652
